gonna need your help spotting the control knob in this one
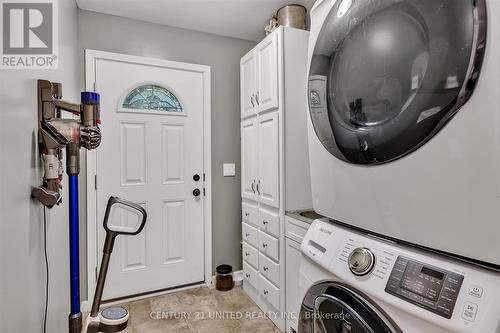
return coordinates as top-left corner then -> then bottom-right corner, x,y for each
348,247 -> 375,276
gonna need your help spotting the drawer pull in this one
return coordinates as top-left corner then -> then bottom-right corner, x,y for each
262,243 -> 268,248
263,266 -> 269,272
262,220 -> 269,225
263,290 -> 269,295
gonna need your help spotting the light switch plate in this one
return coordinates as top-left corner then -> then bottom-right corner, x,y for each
223,163 -> 236,177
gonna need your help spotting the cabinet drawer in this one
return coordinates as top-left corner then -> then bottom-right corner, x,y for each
242,242 -> 259,269
258,273 -> 280,310
259,253 -> 280,287
259,230 -> 279,262
242,223 -> 259,248
243,261 -> 259,289
259,208 -> 279,237
242,202 -> 258,227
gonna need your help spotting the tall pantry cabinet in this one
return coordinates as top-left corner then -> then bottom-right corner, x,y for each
240,26 -> 311,332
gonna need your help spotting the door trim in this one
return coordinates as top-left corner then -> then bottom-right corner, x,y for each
84,49 -> 212,302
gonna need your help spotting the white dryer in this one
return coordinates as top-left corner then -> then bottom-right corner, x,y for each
306,0 -> 500,267
298,219 -> 500,333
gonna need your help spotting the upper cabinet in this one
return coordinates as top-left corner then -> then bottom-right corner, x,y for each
240,32 -> 279,119
256,33 -> 279,113
240,52 -> 256,119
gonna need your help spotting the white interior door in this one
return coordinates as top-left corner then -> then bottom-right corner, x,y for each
93,56 -> 207,299
258,112 -> 279,208
241,118 -> 258,201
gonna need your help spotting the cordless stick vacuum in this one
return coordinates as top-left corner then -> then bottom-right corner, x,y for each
84,197 -> 147,333
32,79 -> 102,333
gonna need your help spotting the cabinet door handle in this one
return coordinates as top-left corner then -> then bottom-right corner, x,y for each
245,212 -> 250,217
245,233 -> 251,237
255,91 -> 260,105
263,290 -> 269,295
245,252 -> 250,256
262,220 -> 269,225
246,273 -> 251,278
251,179 -> 255,193
263,266 -> 268,272
256,180 -> 261,195
262,243 -> 268,248
250,94 -> 255,107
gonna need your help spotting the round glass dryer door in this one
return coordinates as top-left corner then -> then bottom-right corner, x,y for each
308,0 -> 486,164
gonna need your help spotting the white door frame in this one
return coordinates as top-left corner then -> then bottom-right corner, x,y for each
84,49 -> 212,303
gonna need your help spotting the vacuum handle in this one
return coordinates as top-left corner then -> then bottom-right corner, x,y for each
90,197 -> 147,318
103,196 -> 147,237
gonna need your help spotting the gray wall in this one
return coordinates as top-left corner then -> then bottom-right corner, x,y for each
77,10 -> 255,281
0,7 -> 253,330
0,1 -> 79,332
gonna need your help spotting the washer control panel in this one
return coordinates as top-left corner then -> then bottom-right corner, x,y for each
385,256 -> 464,318
348,247 -> 376,276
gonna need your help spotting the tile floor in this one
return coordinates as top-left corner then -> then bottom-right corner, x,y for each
115,286 -> 281,333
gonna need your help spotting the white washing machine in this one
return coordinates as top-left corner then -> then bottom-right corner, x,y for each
298,219 -> 500,332
307,0 -> 500,267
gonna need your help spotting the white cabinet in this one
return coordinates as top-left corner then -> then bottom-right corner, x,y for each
285,238 -> 303,333
240,51 -> 257,119
256,32 -> 279,113
240,31 -> 279,118
258,112 -> 279,208
241,112 -> 280,208
241,118 -> 258,201
241,27 -> 310,333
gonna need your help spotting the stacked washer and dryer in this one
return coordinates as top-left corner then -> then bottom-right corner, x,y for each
298,0 -> 500,332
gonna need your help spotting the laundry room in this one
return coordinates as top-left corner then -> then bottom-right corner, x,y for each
1,0 -> 499,332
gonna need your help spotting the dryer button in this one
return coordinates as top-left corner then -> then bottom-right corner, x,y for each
468,285 -> 483,298
462,302 -> 478,322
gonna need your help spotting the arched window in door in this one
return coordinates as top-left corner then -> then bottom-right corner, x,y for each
122,84 -> 183,113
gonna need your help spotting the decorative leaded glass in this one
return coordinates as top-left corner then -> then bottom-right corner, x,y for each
123,85 -> 182,112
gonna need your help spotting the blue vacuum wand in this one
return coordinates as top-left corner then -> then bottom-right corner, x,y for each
33,80 -> 102,333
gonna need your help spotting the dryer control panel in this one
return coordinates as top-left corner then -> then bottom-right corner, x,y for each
385,256 -> 464,318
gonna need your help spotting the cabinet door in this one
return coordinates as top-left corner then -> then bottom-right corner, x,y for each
240,51 -> 256,119
258,112 -> 279,208
241,118 -> 258,201
256,32 -> 279,113
286,239 -> 302,330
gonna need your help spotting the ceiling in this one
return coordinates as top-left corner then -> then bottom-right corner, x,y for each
76,0 -> 315,42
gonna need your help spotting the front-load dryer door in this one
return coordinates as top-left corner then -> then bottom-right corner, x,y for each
299,282 -> 401,333
308,0 -> 486,165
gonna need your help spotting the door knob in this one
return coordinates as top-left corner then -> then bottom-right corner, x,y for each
193,174 -> 200,182
193,189 -> 201,197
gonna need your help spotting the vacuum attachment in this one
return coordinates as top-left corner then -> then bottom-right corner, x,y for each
32,79 -> 102,208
